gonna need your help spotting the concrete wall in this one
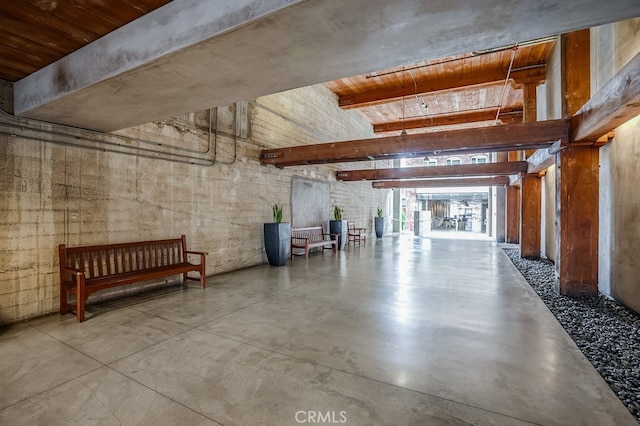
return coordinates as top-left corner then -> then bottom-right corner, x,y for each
596,18 -> 640,312
538,38 -> 562,262
541,165 -> 556,262
0,83 -> 387,324
544,39 -> 564,121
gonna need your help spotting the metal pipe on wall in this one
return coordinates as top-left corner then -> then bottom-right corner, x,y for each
0,103 -> 239,166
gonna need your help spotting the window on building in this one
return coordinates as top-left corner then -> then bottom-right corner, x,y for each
446,157 -> 461,165
471,155 -> 488,164
423,158 -> 437,167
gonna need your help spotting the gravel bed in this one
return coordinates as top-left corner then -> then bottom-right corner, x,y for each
504,248 -> 640,423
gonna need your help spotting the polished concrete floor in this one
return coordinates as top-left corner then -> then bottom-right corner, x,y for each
0,235 -> 635,425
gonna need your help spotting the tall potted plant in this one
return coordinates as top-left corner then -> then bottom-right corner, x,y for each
329,206 -> 347,250
375,206 -> 385,238
264,203 -> 290,266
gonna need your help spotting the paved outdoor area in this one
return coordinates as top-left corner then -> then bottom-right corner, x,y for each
0,235 -> 634,425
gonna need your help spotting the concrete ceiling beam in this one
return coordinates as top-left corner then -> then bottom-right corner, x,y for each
13,0 -> 640,131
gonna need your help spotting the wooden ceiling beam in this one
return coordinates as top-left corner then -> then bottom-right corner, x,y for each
526,145 -> 557,175
372,176 -> 509,189
571,50 -> 640,142
261,119 -> 568,168
337,162 -> 528,181
339,66 -> 546,109
373,108 -> 523,133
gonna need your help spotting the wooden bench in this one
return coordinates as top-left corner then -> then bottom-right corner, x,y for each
291,226 -> 337,260
58,235 -> 208,322
347,221 -> 367,245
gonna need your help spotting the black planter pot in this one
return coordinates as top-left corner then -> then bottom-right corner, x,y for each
264,222 -> 291,266
329,220 -> 347,250
374,217 -> 385,238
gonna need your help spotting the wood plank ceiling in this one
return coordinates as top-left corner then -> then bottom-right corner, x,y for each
325,38 -> 555,137
0,0 -> 171,82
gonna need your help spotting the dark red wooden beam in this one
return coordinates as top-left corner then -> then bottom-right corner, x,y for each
571,50 -> 640,142
373,109 -> 523,133
337,162 -> 528,181
371,176 -> 509,189
261,120 -> 568,168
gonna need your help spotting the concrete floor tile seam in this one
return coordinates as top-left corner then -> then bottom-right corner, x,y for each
0,363 -> 105,413
281,262 -> 510,292
0,365 -> 226,426
98,365 -> 226,426
56,275 -> 299,329
179,280 -> 313,330
27,311 -> 202,367
292,271 -> 413,289
17,279 -> 308,366
126,302 -> 231,330
128,307 -> 198,327
194,327 -> 544,426
30,307 -> 194,350
277,280 -> 521,320
23,322 -> 121,365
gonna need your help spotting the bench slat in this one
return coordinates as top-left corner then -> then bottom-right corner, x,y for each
125,247 -> 131,273
88,251 -> 95,278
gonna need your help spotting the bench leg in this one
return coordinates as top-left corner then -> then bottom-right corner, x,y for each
76,283 -> 85,323
199,262 -> 206,289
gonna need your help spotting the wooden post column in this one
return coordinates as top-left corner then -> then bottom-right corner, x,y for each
520,174 -> 541,258
506,186 -> 520,243
518,82 -> 540,255
495,152 -> 508,243
506,144 -> 520,244
556,29 -> 599,296
523,83 -> 538,159
555,146 -> 599,296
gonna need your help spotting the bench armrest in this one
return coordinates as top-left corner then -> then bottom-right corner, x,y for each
60,266 -> 85,277
186,250 -> 207,267
186,250 -> 209,256
323,233 -> 339,240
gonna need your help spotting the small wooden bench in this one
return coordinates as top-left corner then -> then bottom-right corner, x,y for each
291,226 -> 337,260
347,221 -> 367,245
58,235 -> 208,322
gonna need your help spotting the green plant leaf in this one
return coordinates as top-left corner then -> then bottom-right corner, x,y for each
272,203 -> 283,223
333,206 -> 343,220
